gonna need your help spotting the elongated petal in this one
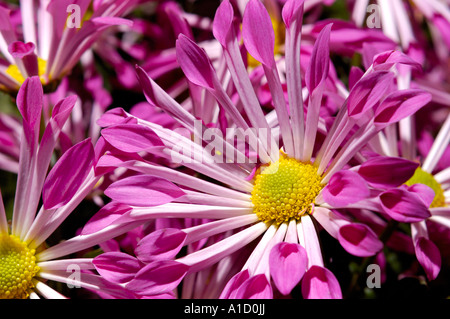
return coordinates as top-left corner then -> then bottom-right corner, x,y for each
126,260 -> 189,296
347,71 -> 393,120
16,76 -> 43,128
379,189 -> 431,223
322,170 -> 370,207
358,156 -> 419,188
176,34 -> 215,89
338,224 -> 383,257
93,252 -> 141,284
105,175 -> 185,207
135,228 -> 187,263
81,202 -> 132,235
305,23 -> 332,93
372,50 -> 422,71
414,237 -> 441,281
374,89 -> 432,128
269,242 -> 307,295
301,265 -> 342,299
42,139 -> 94,210
282,0 -> 305,28
235,274 -> 273,299
212,0 -> 234,46
51,95 -> 78,128
242,0 -> 275,67
101,123 -> 164,153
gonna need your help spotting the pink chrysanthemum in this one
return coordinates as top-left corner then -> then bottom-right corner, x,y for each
0,0 -> 137,93
88,0 -> 432,299
0,77 -> 140,299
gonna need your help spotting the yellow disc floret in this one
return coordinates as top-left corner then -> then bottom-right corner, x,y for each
0,234 -> 40,299
405,167 -> 446,208
251,155 -> 324,225
5,58 -> 47,85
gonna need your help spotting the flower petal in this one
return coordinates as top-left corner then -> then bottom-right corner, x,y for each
42,139 -> 94,210
358,156 -> 419,188
135,228 -> 187,263
126,260 -> 189,296
380,189 -> 431,223
242,0 -> 275,67
322,170 -> 370,207
219,269 -> 250,299
305,23 -> 332,93
81,202 -> 132,235
301,265 -> 342,299
212,0 -> 234,47
235,274 -> 273,299
93,252 -> 141,284
374,89 -> 432,128
101,123 -> 164,153
338,223 -> 383,257
175,34 -> 216,89
105,175 -> 186,207
414,237 -> 441,281
269,242 -> 307,295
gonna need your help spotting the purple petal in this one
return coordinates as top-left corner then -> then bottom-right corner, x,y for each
175,34 -> 215,89
269,242 -> 308,295
101,123 -> 164,153
51,95 -> 78,128
135,228 -> 187,263
105,175 -> 185,207
305,23 -> 332,93
242,0 -> 275,67
219,270 -> 250,299
372,50 -> 422,71
9,41 -> 38,76
93,252 -> 141,284
347,71 -> 394,120
415,237 -> 441,281
404,184 -> 435,208
374,89 -> 432,128
235,274 -> 273,299
81,202 -> 132,235
282,0 -> 305,28
358,156 -> 419,188
348,66 -> 364,90
301,265 -> 342,299
42,139 -> 94,210
322,170 -> 370,207
16,76 -> 43,128
380,189 -> 431,223
97,108 -> 129,128
126,260 -> 189,296
338,224 -> 383,257
212,0 -> 234,47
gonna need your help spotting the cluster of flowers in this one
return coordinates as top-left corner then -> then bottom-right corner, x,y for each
0,0 -> 449,299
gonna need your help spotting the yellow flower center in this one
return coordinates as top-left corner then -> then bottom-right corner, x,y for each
405,167 -> 446,208
5,57 -> 47,85
251,155 -> 324,225
0,234 -> 40,299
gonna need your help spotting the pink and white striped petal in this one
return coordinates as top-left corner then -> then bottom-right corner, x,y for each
105,175 -> 186,207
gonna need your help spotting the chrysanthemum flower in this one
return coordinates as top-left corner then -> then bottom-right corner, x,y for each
0,77 -> 140,299
355,108 -> 450,282
0,0 -> 136,94
90,0 -> 432,299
